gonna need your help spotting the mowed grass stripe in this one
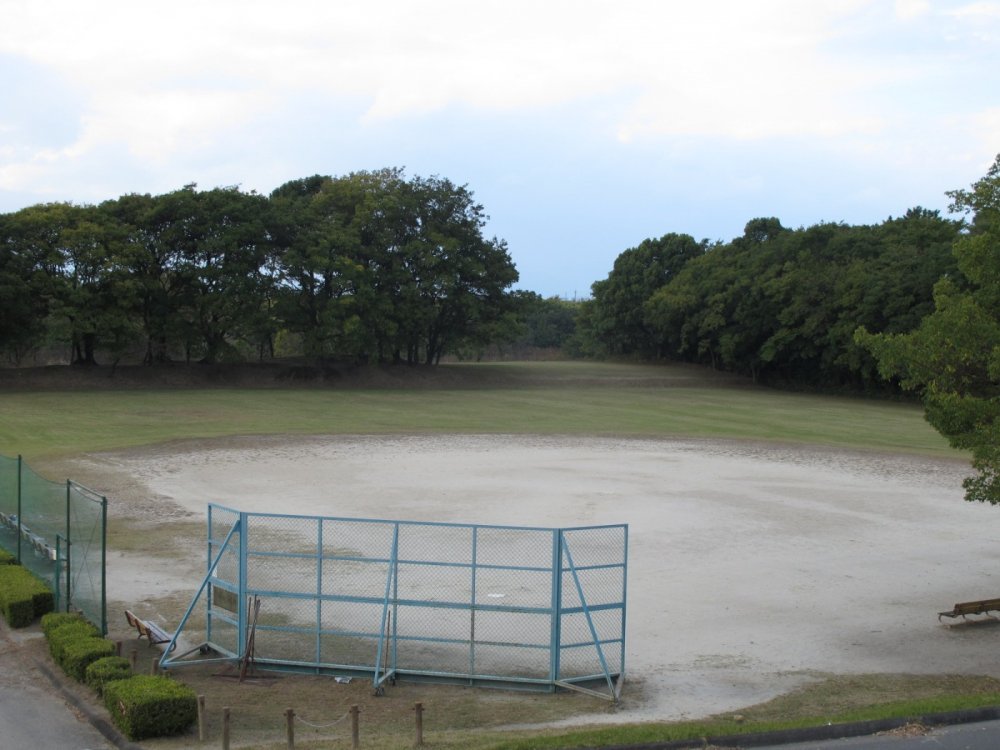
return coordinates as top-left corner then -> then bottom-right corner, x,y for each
0,383 -> 953,459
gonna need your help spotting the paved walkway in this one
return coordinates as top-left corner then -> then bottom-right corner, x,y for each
755,719 -> 1000,749
0,620 -> 115,750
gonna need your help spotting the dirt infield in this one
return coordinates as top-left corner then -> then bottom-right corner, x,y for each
67,434 -> 1000,723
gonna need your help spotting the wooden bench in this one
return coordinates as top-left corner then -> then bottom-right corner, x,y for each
938,598 -> 1000,622
125,609 -> 176,650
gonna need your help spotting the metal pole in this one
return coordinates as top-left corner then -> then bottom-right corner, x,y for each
549,529 -> 562,686
65,480 -> 72,610
53,535 -> 63,612
238,512 -> 248,658
15,455 -> 22,563
101,495 -> 108,635
469,526 -> 477,680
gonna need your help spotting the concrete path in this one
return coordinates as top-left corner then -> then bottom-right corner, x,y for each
0,620 -> 114,750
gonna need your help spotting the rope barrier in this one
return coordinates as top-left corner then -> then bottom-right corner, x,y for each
294,710 -> 351,729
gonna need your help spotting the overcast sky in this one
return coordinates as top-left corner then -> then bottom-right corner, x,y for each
1,0 -> 998,297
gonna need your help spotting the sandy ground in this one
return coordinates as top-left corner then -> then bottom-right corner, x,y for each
67,434 -> 1000,723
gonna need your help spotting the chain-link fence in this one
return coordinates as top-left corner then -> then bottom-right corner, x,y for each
163,504 -> 627,700
0,454 -> 107,634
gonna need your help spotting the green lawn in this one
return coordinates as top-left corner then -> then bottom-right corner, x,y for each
0,361 -> 956,460
0,360 -> 984,749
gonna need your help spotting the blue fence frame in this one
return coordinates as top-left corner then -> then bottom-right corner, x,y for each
162,504 -> 627,700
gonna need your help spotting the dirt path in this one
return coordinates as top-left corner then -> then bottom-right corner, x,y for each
64,434 -> 997,723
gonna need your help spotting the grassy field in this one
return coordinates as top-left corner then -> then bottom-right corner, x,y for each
0,360 -> 957,460
2,360 -> 983,749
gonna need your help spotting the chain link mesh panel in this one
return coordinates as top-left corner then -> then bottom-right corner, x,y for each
0,456 -> 19,558
66,482 -> 106,633
0,455 -> 107,634
171,505 -> 626,698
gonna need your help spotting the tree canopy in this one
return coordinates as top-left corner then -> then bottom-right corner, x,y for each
858,155 -> 1000,504
0,171 -> 519,366
579,210 -> 960,391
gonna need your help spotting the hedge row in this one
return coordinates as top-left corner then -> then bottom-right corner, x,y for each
41,612 -> 196,741
0,548 -> 15,565
0,564 -> 54,627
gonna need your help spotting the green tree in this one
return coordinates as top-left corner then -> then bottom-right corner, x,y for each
0,209 -> 54,363
398,174 -> 518,364
858,155 -> 1000,503
271,170 -> 518,365
270,170 -> 402,362
172,187 -> 275,363
103,191 -> 194,363
588,233 -> 707,358
644,220 -> 788,379
49,203 -> 141,365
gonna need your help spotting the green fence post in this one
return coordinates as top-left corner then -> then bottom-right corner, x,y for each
101,495 -> 108,635
65,480 -> 72,610
16,455 -> 22,563
54,535 -> 63,612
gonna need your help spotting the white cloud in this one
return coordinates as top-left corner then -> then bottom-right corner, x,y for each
0,0 -> 997,221
0,0 -> 890,159
894,0 -> 930,20
946,1 -> 1000,19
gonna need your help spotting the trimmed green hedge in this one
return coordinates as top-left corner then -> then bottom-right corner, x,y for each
0,564 -> 53,627
85,655 -> 132,695
48,619 -> 101,663
62,637 -> 116,681
41,609 -> 194,742
40,611 -> 93,638
104,675 -> 197,741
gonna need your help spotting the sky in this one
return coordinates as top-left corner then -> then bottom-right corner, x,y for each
1,1 -> 998,298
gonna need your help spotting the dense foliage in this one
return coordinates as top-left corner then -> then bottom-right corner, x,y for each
580,211 -> 961,391
0,563 -> 54,627
0,170 -> 519,366
859,155 -> 1000,503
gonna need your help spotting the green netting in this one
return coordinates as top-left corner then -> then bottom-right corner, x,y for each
0,454 -> 107,634
0,455 -> 17,518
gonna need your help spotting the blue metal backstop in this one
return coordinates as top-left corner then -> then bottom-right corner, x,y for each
162,504 -> 627,701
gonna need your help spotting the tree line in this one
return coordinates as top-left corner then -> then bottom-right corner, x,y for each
0,169 -> 519,366
575,208 -> 962,392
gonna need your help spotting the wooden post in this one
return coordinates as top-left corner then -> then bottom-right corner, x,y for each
197,695 -> 205,741
150,656 -> 159,675
350,704 -> 360,749
115,640 -> 122,657
285,707 -> 295,749
413,702 -> 424,747
222,707 -> 231,750
129,648 -> 137,671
